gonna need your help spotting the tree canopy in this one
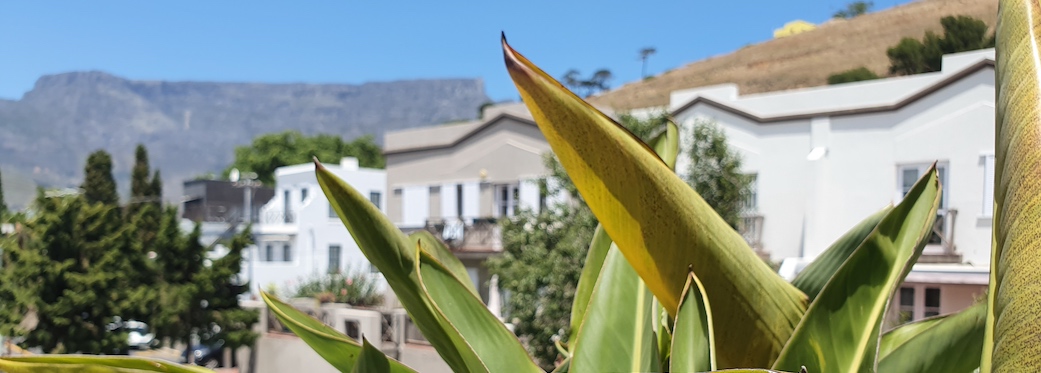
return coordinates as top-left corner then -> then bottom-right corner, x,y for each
561,69 -> 614,98
684,118 -> 753,230
887,15 -> 994,76
833,1 -> 873,19
81,150 -> 118,206
226,130 -> 384,185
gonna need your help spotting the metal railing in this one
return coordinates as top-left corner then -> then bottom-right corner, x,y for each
739,214 -> 765,255
424,217 -> 503,252
259,210 -> 296,225
921,209 -> 959,262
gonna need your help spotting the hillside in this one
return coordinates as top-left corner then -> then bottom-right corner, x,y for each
591,0 -> 998,110
0,72 -> 489,206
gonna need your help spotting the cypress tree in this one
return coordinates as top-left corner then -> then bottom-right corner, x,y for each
81,150 -> 118,205
130,145 -> 150,202
0,167 -> 7,217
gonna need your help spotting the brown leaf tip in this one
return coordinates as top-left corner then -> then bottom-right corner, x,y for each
313,156 -> 326,171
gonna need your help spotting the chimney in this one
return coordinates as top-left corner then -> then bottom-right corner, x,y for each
340,157 -> 359,171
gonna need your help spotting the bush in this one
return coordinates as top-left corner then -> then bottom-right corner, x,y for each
827,66 -> 880,84
293,270 -> 383,307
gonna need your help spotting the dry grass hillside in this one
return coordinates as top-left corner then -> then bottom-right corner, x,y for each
590,0 -> 997,110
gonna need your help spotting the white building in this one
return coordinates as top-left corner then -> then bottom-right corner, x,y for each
663,49 -> 995,325
247,157 -> 387,296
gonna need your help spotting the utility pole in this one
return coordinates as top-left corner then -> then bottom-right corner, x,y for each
230,169 -> 260,296
639,47 -> 657,79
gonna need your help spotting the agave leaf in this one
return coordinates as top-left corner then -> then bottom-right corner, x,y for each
792,206 -> 892,300
985,1 -> 1041,371
0,356 -> 213,373
352,337 -> 392,373
503,34 -> 806,368
878,302 -> 986,372
671,271 -> 717,372
649,120 -> 681,170
773,166 -> 940,372
409,230 -> 478,296
657,304 -> 673,369
261,292 -> 417,373
317,162 -> 487,372
571,246 -> 659,372
568,225 -> 612,347
416,249 -> 541,373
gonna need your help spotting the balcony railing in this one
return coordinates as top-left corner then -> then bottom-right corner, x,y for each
920,209 -> 960,263
424,217 -> 502,253
259,210 -> 296,225
738,214 -> 767,258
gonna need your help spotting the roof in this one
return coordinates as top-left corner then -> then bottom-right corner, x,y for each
668,49 -> 994,122
383,112 -> 537,155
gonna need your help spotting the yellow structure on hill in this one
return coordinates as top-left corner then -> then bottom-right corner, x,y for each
774,20 -> 817,38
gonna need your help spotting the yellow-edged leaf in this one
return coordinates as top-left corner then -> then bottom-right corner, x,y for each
773,166 -> 940,372
0,356 -> 213,373
503,35 -> 806,367
878,302 -> 986,373
410,230 -> 478,297
671,271 -> 716,372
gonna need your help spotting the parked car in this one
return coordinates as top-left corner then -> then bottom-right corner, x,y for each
124,320 -> 156,350
181,339 -> 225,369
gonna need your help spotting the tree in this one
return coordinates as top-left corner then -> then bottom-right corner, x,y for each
0,167 -> 7,218
684,118 -> 753,229
487,113 -> 667,369
888,15 -> 994,75
639,47 -> 657,79
833,1 -> 873,19
226,131 -> 384,185
827,66 -> 880,84
0,193 -> 145,354
81,150 -> 118,205
560,69 -> 613,97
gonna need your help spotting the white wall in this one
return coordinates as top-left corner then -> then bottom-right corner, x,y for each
249,160 -> 387,295
672,67 -> 994,265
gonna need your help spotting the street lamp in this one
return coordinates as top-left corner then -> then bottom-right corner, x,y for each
229,169 -> 260,297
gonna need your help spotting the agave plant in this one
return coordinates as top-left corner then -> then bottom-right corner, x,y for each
1,1 -> 1038,372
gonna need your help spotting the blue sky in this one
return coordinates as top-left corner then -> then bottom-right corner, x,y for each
1,1 -> 909,102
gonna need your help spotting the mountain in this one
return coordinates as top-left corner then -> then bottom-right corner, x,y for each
591,0 -> 998,110
0,72 -> 490,207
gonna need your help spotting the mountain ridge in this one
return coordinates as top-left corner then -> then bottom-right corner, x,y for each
0,71 -> 490,209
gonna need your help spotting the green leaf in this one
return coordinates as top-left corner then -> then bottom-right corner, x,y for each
878,311 -> 948,359
671,271 -> 716,372
353,337 -> 392,373
317,162 -> 483,372
570,247 -> 659,373
986,1 -> 1041,371
878,302 -> 986,372
409,230 -> 478,297
503,35 -> 806,368
568,224 -> 611,346
0,356 -> 213,373
791,206 -> 892,300
416,249 -> 541,373
648,120 -> 680,170
261,292 -> 417,373
657,304 -> 673,369
773,166 -> 940,372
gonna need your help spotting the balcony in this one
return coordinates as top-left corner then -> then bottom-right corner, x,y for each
260,210 -> 296,225
920,209 -> 961,263
424,217 -> 503,253
738,214 -> 769,260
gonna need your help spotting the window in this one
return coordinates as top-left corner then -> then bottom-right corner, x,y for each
898,287 -> 914,324
369,191 -> 382,208
925,288 -> 941,317
495,184 -> 520,217
265,244 -> 274,262
283,190 -> 291,223
456,185 -> 464,217
328,245 -> 341,274
898,163 -> 948,245
897,285 -> 942,324
982,154 -> 995,217
329,203 -> 338,219
743,173 -> 758,212
283,244 -> 292,262
370,263 -> 380,274
301,188 -> 308,202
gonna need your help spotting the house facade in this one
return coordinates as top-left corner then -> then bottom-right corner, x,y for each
382,103 -> 558,303
657,49 -> 995,325
246,157 -> 387,296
